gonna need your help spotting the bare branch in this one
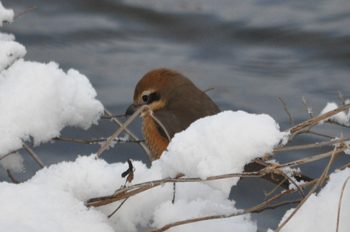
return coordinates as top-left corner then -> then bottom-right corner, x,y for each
7,169 -> 20,184
307,130 -> 336,139
325,120 -> 350,129
302,96 -> 314,118
104,109 -> 153,163
336,176 -> 350,232
143,181 -> 318,232
279,97 -> 294,126
96,105 -> 149,158
278,146 -> 347,169
338,91 -> 345,106
288,103 -> 350,134
275,145 -> 340,231
100,114 -> 126,119
108,197 -> 129,219
23,143 -> 45,168
274,137 -> 350,152
150,112 -> 171,142
0,147 -> 25,161
3,6 -> 37,23
53,137 -> 144,144
282,173 -> 305,198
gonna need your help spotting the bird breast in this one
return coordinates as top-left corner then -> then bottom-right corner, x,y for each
142,115 -> 169,159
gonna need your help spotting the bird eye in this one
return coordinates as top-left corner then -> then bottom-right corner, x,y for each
142,95 -> 149,103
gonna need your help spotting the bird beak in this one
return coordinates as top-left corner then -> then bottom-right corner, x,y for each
125,104 -> 140,117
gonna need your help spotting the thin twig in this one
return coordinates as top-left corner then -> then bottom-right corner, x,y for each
325,120 -> 350,129
104,109 -> 153,163
0,147 -> 25,161
282,173 -> 305,198
86,171 -> 263,208
23,143 -> 45,168
100,114 -> 126,119
339,163 -> 350,171
288,103 -> 350,134
274,137 -> 350,152
278,146 -> 347,170
302,96 -> 314,118
7,169 -> 20,184
150,112 -> 171,142
307,130 -> 336,139
3,6 -> 37,23
253,199 -> 302,213
275,145 -> 340,231
14,6 -> 37,20
144,181 -> 318,232
108,197 -> 129,219
87,158 -> 321,209
336,176 -> 350,232
53,137 -> 143,144
279,97 -> 294,126
96,105 -> 149,158
338,91 -> 345,106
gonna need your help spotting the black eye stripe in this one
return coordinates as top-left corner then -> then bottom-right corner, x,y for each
142,92 -> 160,104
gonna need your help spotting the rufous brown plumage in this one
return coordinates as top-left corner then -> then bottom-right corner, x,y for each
126,68 -> 312,189
126,68 -> 220,159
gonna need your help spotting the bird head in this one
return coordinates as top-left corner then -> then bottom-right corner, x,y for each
125,68 -> 198,117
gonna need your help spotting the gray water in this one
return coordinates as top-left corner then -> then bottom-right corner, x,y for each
2,0 -> 350,231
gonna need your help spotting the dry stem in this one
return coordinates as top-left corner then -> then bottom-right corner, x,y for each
104,109 -> 153,163
275,145 -> 340,231
288,103 -> 350,134
336,176 -> 350,232
23,143 -> 45,168
96,105 -> 149,158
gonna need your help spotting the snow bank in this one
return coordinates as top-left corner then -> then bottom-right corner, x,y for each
276,168 -> 350,232
0,15 -> 104,171
0,33 -> 26,70
3,2 -> 348,231
0,2 -> 14,26
156,110 -> 288,195
0,155 -> 257,232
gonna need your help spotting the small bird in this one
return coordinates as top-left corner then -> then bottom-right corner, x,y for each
125,68 -> 220,159
126,68 -> 311,188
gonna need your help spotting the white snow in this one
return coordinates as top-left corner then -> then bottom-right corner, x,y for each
319,101 -> 350,155
1,3 -> 103,172
276,168 -> 350,232
319,101 -> 350,126
0,33 -> 26,70
0,38 -> 104,170
0,3 -> 258,230
0,2 -> 14,26
0,152 -> 24,173
0,58 -> 104,170
1,2 -> 349,232
156,110 -> 288,195
0,155 -> 257,232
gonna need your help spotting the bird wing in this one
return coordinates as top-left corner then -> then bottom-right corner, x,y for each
153,109 -> 187,140
154,90 -> 220,141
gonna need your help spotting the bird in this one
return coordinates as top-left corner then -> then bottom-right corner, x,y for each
125,68 -> 312,189
125,68 -> 220,159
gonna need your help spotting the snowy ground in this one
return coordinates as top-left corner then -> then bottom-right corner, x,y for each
1,2 -> 350,232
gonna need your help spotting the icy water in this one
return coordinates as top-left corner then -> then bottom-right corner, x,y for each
2,0 -> 350,231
